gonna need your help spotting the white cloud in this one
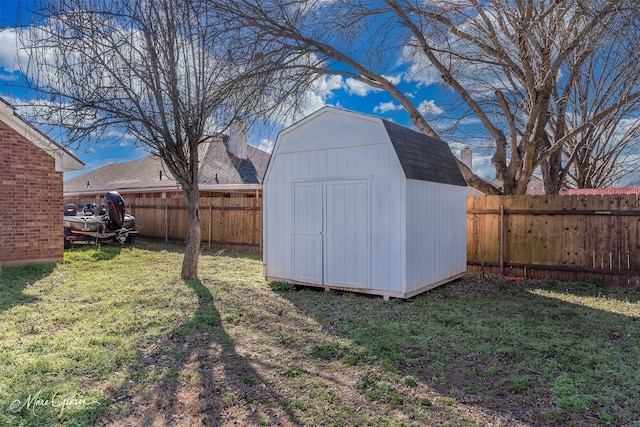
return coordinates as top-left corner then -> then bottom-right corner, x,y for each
382,74 -> 402,85
0,29 -> 26,73
373,101 -> 403,114
267,85 -> 326,127
253,138 -> 274,153
417,99 -> 444,115
344,74 -> 402,97
267,69 -> 346,127
295,91 -> 326,118
403,43 -> 442,87
287,76 -> 340,123
0,71 -> 19,81
311,74 -> 343,98
344,77 -> 382,97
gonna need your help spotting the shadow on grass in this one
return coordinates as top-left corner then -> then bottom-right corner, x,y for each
276,276 -> 640,426
103,277 -> 300,426
0,263 -> 54,313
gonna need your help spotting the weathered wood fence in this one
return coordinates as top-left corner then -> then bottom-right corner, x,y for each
66,194 -> 262,252
467,195 -> 640,286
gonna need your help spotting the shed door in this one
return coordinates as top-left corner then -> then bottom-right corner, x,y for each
324,180 -> 369,288
292,179 -> 369,288
292,182 -> 323,284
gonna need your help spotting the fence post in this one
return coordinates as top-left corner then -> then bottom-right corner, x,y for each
500,205 -> 504,275
164,199 -> 168,243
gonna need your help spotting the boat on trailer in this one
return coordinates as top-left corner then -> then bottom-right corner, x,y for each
64,191 -> 137,248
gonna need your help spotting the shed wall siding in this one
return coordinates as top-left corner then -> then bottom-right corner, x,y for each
264,141 -> 406,292
405,179 -> 467,292
0,122 -> 64,266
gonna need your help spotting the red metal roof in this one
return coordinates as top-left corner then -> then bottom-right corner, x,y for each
562,188 -> 640,195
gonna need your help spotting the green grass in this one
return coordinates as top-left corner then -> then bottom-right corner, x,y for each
0,244 -> 198,426
1,241 -> 639,426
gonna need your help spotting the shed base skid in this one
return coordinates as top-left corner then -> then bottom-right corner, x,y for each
265,273 -> 466,300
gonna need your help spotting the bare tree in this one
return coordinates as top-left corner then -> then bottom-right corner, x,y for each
541,27 -> 640,193
565,117 -> 640,189
214,0 -> 640,195
20,0 -> 284,278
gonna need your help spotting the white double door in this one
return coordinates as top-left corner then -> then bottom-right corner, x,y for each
292,179 -> 369,288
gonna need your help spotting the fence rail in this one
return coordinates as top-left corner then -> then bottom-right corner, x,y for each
467,195 -> 640,286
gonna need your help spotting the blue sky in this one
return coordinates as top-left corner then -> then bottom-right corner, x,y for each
0,0 -> 493,181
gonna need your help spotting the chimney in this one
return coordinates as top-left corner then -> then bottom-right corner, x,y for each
228,119 -> 248,159
461,146 -> 472,170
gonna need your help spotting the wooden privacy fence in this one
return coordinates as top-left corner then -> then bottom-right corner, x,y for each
66,194 -> 262,252
132,196 -> 262,252
467,195 -> 640,286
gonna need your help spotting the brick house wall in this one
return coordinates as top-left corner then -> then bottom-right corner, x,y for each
0,121 -> 65,266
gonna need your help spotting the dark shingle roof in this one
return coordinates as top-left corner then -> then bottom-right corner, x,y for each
64,139 -> 271,193
64,155 -> 177,193
198,139 -> 270,185
246,146 -> 270,183
382,120 -> 467,187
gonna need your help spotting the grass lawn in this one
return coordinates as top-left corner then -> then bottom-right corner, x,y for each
1,240 -> 639,426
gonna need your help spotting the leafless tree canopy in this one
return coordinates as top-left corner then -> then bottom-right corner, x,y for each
20,0 -> 300,278
215,0 -> 640,194
555,28 -> 640,190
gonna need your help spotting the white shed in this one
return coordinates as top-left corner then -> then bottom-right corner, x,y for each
263,107 -> 467,299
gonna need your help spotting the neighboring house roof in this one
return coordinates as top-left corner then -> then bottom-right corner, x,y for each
382,119 -> 467,187
0,97 -> 84,172
563,188 -> 640,195
488,177 -> 546,196
64,155 -> 174,194
466,177 -> 546,196
199,138 -> 270,185
64,136 -> 270,195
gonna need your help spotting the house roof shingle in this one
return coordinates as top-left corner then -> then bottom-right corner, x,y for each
64,137 -> 270,194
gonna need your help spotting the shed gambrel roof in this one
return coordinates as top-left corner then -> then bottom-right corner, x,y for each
264,107 -> 468,187
382,119 -> 467,187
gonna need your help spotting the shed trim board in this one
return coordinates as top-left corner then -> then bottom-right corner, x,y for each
263,106 -> 467,299
292,181 -> 324,285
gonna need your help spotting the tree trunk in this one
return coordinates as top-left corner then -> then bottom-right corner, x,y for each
541,150 -> 563,195
181,185 -> 200,279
